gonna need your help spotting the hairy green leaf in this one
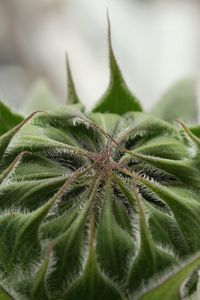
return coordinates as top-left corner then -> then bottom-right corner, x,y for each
96,184 -> 134,280
0,72 -> 200,299
64,248 -> 123,300
0,101 -> 23,136
138,254 -> 200,300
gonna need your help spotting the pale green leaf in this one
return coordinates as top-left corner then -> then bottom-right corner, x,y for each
151,78 -> 198,122
23,80 -> 57,114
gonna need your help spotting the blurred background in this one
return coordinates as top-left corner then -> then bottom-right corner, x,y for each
0,0 -> 200,112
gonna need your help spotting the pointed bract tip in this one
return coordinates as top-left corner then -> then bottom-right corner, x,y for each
106,9 -> 111,41
65,52 -> 70,72
65,52 -> 80,105
106,10 -> 114,63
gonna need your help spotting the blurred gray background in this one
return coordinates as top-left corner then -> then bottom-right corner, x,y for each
0,0 -> 200,112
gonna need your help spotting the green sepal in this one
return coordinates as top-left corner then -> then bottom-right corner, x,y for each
134,136 -> 188,160
112,198 -> 133,235
5,123 -> 76,155
46,207 -> 88,298
92,16 -> 142,115
30,248 -> 51,300
147,204 -> 189,257
0,177 -> 66,211
151,78 -> 198,123
96,184 -> 134,280
127,189 -> 176,293
40,209 -> 77,240
0,101 -> 23,136
64,247 -> 123,300
139,178 -> 200,254
125,151 -> 200,189
0,199 -> 53,272
138,253 -> 200,300
1,108 -> 91,167
14,154 -> 67,181
117,112 -> 178,147
127,241 -> 177,294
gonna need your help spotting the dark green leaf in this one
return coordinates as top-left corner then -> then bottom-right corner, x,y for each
189,125 -> 200,138
0,101 -> 23,136
66,54 -> 83,107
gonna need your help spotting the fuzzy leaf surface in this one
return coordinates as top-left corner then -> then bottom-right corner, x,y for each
139,254 -> 200,300
0,101 -> 23,136
0,108 -> 200,299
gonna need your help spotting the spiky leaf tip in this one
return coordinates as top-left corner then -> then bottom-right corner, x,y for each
92,14 -> 142,114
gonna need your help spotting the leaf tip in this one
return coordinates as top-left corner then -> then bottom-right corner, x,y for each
66,52 -> 80,105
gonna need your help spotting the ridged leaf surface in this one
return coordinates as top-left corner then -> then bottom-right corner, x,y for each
0,105 -> 200,299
